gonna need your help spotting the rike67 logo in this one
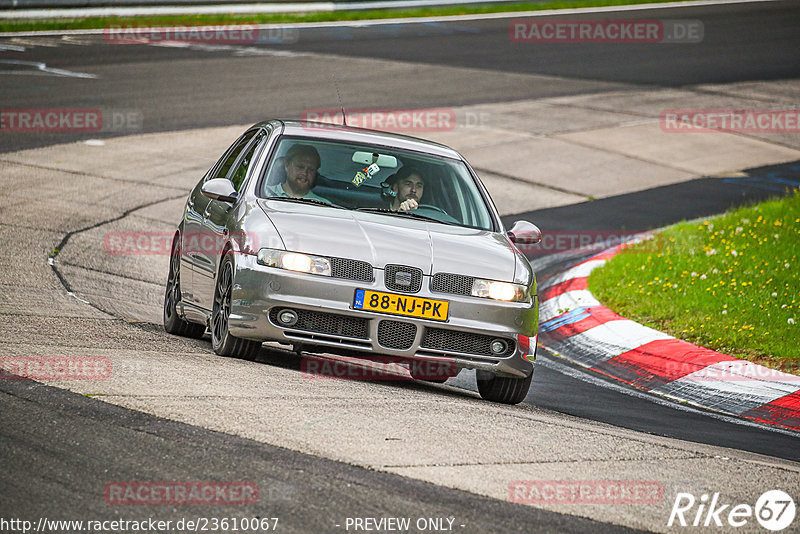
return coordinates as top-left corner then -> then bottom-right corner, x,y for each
668,490 -> 796,531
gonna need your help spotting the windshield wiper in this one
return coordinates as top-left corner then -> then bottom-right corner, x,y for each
354,207 -> 453,225
265,197 -> 343,209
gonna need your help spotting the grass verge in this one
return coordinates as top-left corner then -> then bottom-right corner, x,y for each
588,190 -> 800,373
1,0 -> 693,33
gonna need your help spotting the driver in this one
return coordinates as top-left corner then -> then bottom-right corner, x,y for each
386,166 -> 425,211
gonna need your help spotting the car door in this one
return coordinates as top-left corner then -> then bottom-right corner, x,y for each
195,128 -> 268,310
183,129 -> 259,307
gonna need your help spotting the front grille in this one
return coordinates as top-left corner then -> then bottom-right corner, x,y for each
431,273 -> 473,296
269,308 -> 369,339
331,257 -> 374,282
377,320 -> 417,350
421,328 -> 515,357
385,264 -> 422,293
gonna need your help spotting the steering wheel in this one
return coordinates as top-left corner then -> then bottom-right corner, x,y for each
415,204 -> 459,224
416,203 -> 447,215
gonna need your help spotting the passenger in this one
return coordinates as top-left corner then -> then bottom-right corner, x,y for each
266,144 -> 329,202
385,166 -> 425,212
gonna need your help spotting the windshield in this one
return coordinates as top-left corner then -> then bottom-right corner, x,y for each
257,136 -> 496,231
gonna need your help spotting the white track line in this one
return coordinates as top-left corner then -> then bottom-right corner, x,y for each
0,59 -> 97,78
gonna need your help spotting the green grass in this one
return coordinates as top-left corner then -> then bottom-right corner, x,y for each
588,190 -> 800,372
0,0 -> 694,33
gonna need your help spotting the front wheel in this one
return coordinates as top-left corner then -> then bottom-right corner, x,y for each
476,371 -> 533,404
211,254 -> 262,361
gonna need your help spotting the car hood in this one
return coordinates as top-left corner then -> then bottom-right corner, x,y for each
257,200 -> 518,281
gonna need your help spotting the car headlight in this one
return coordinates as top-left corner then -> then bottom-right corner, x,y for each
256,249 -> 331,276
471,278 -> 528,302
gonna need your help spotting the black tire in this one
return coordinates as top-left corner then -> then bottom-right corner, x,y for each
211,253 -> 262,361
476,371 -> 533,405
164,235 -> 206,339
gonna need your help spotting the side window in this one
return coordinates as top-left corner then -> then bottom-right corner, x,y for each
228,130 -> 266,192
209,130 -> 258,181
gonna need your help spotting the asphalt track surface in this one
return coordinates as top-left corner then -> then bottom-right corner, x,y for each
2,0 -> 800,153
1,377 -> 634,534
3,0 -> 798,452
2,0 -> 800,530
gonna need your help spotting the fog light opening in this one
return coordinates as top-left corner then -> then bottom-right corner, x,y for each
277,309 -> 298,327
490,339 -> 508,355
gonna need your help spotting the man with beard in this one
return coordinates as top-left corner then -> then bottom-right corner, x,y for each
385,166 -> 425,211
267,144 -> 330,202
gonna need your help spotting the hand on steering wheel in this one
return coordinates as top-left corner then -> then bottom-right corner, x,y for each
398,198 -> 419,211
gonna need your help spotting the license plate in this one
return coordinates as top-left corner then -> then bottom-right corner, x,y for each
353,289 -> 449,321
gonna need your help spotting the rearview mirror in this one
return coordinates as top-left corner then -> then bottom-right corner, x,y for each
507,220 -> 542,245
352,151 -> 398,168
201,178 -> 238,203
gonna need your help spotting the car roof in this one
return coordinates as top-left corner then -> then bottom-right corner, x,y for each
257,119 -> 464,160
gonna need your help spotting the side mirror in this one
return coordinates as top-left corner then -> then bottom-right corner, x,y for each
507,220 -> 542,245
201,178 -> 238,203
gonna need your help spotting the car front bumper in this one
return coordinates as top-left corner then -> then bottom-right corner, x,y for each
227,254 -> 537,379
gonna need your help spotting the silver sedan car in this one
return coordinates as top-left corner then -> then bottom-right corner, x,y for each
164,120 -> 542,404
